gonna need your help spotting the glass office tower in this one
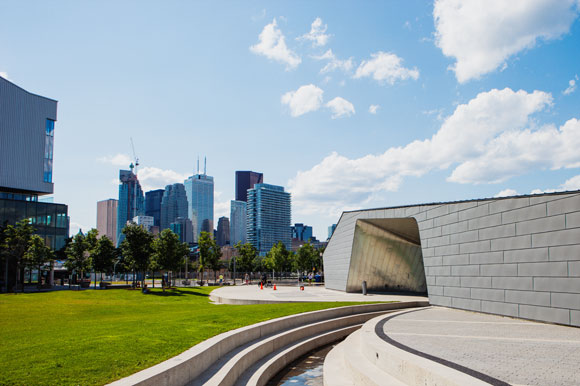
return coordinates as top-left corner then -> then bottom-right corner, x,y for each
247,183 -> 291,255
145,189 -> 164,227
160,183 -> 188,231
184,173 -> 214,241
230,200 -> 247,245
235,171 -> 263,202
116,168 -> 145,245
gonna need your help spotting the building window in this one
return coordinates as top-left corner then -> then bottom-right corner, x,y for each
44,119 -> 55,183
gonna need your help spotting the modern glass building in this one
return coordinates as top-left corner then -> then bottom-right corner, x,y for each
160,183 -> 188,231
145,189 -> 164,227
235,171 -> 263,202
170,217 -> 194,244
292,223 -> 313,242
184,173 -> 214,241
230,200 -> 247,245
116,168 -> 145,245
216,216 -> 230,247
247,183 -> 291,255
0,76 -> 69,251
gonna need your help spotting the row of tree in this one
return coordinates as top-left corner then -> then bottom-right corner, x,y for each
232,240 -> 323,279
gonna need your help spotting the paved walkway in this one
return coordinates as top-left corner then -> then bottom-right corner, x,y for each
381,307 -> 580,386
210,284 -> 428,303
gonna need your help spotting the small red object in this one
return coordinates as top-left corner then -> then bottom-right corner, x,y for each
260,282 -> 263,290
273,284 -> 277,290
300,286 -> 304,291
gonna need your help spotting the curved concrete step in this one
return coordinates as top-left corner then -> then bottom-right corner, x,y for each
238,324 -> 360,386
109,301 -> 429,386
327,308 -> 491,386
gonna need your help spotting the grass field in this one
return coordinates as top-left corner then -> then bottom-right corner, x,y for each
0,287 -> 367,386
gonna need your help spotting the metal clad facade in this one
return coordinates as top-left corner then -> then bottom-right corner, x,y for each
0,77 -> 57,194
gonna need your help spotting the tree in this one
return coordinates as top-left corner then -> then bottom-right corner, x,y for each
153,229 -> 188,290
120,223 -> 153,288
85,228 -> 100,288
92,236 -> 117,286
234,241 -> 257,275
295,242 -> 319,275
198,231 -> 222,284
3,219 -> 35,292
265,241 -> 292,279
24,235 -> 54,287
65,233 -> 91,286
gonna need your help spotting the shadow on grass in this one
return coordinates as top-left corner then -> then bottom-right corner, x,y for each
147,288 -> 210,297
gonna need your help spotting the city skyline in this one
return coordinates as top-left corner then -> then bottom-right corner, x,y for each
1,1 -> 579,240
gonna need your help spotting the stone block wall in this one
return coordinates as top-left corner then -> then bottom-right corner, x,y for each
323,191 -> 580,327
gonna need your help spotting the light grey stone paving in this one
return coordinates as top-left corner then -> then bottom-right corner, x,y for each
383,307 -> 580,386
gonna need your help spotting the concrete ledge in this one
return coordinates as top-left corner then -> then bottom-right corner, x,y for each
108,301 -> 428,386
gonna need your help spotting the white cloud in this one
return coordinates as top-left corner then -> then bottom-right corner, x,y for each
97,153 -> 132,167
434,0 -> 580,83
137,167 -> 189,192
326,97 -> 355,119
289,87 -> 567,217
368,104 -> 380,114
494,189 -> 518,197
281,84 -> 324,117
532,174 -> 580,194
354,51 -> 419,85
214,191 -> 230,220
299,17 -> 331,47
563,76 -> 578,95
250,18 -> 301,70
312,49 -> 353,74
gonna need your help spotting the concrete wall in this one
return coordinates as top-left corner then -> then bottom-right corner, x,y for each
323,191 -> 580,327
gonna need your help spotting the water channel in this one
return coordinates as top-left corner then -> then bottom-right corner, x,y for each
266,341 -> 340,386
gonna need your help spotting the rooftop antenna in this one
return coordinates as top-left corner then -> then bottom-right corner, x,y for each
130,137 -> 139,175
204,156 -> 207,175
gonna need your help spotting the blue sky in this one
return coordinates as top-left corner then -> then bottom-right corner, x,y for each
1,1 -> 579,240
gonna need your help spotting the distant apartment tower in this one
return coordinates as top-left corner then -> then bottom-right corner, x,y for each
170,217 -> 194,244
328,224 -> 337,240
184,169 -> 214,241
116,168 -> 145,245
217,216 -> 230,247
292,223 -> 313,242
160,183 -> 188,231
230,200 -> 247,245
145,189 -> 164,227
247,183 -> 291,255
132,215 -> 154,232
97,199 -> 118,245
235,171 -> 263,202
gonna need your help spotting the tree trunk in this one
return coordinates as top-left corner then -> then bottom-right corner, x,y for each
152,272 -> 155,288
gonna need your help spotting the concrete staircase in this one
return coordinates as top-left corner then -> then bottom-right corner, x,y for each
108,302 -> 428,386
323,309 -> 490,386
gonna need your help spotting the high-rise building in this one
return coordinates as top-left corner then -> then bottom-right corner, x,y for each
97,199 -> 118,245
170,217 -> 194,244
291,223 -> 313,242
116,168 -> 145,245
160,183 -> 188,231
184,170 -> 214,241
328,224 -> 337,240
230,200 -> 247,245
247,183 -> 291,255
217,216 -> 230,247
145,189 -> 164,227
132,215 -> 154,232
0,76 -> 69,291
235,171 -> 263,202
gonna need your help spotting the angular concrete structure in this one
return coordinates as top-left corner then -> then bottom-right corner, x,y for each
323,191 -> 580,327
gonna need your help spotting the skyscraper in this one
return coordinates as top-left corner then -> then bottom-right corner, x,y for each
145,189 -> 164,227
160,183 -> 188,231
247,183 -> 291,255
235,171 -> 263,202
184,170 -> 214,241
291,223 -> 313,242
216,216 -> 230,247
97,199 -> 118,245
116,168 -> 145,245
170,217 -> 194,244
230,200 -> 247,245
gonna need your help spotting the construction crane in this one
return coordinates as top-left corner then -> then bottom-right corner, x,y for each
130,137 -> 140,175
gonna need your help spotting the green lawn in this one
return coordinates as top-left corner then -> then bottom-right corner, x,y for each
0,287 -> 369,386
